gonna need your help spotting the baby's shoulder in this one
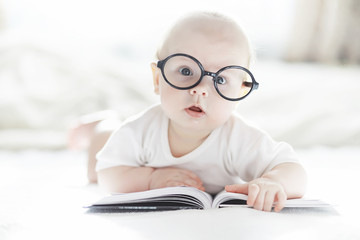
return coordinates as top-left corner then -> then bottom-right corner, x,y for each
119,104 -> 164,131
223,112 -> 267,140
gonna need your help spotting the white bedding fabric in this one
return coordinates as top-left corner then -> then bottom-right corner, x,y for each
1,147 -> 359,240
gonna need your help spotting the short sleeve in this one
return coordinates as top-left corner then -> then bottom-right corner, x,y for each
251,134 -> 300,178
95,126 -> 143,171
225,115 -> 301,182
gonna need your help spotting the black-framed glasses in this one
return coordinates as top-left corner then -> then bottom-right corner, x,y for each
157,53 -> 259,101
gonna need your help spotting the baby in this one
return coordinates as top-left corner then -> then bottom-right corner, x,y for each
79,12 -> 307,212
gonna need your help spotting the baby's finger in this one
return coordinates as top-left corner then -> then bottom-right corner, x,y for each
263,191 -> 276,212
187,179 -> 205,191
247,184 -> 259,206
166,179 -> 203,190
253,188 -> 266,211
184,179 -> 200,187
225,184 -> 249,194
166,181 -> 186,187
180,169 -> 203,184
274,190 -> 286,212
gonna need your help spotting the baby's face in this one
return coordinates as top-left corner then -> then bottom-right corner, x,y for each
152,19 -> 251,135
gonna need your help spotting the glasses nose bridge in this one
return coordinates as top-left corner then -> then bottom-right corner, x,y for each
202,71 -> 218,85
203,70 -> 217,79
199,71 -> 217,87
191,70 -> 215,94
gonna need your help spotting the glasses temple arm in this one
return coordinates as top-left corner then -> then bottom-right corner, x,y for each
244,81 -> 259,89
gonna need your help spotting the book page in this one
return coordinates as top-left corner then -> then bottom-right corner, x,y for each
212,191 -> 331,208
212,190 -> 248,208
91,186 -> 214,209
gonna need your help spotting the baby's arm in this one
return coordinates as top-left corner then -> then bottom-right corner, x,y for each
225,162 -> 307,212
97,166 -> 204,193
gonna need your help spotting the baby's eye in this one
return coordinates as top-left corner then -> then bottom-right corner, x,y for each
179,67 -> 193,76
215,76 -> 227,85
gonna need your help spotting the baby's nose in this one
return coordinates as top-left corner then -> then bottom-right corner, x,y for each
189,84 -> 209,97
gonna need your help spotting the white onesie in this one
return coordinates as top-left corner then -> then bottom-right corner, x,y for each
96,104 -> 300,194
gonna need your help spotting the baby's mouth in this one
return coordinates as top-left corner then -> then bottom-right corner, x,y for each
188,106 -> 203,113
185,105 -> 206,118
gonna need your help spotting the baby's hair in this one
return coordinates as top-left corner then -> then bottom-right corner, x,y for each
156,11 -> 255,68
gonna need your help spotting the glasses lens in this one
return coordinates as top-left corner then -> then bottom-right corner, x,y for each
163,55 -> 202,88
215,68 -> 253,100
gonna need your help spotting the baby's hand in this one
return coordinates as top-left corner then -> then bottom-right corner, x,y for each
225,178 -> 287,212
149,167 -> 205,191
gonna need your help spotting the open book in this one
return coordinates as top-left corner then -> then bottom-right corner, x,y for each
86,186 -> 331,212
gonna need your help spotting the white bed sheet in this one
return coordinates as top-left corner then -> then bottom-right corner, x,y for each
0,147 -> 359,240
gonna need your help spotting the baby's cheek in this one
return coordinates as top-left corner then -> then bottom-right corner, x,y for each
211,101 -> 236,124
159,88 -> 180,114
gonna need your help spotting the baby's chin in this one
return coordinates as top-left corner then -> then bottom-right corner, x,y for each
173,114 -> 230,134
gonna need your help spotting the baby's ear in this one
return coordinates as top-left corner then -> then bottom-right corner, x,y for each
151,62 -> 160,95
